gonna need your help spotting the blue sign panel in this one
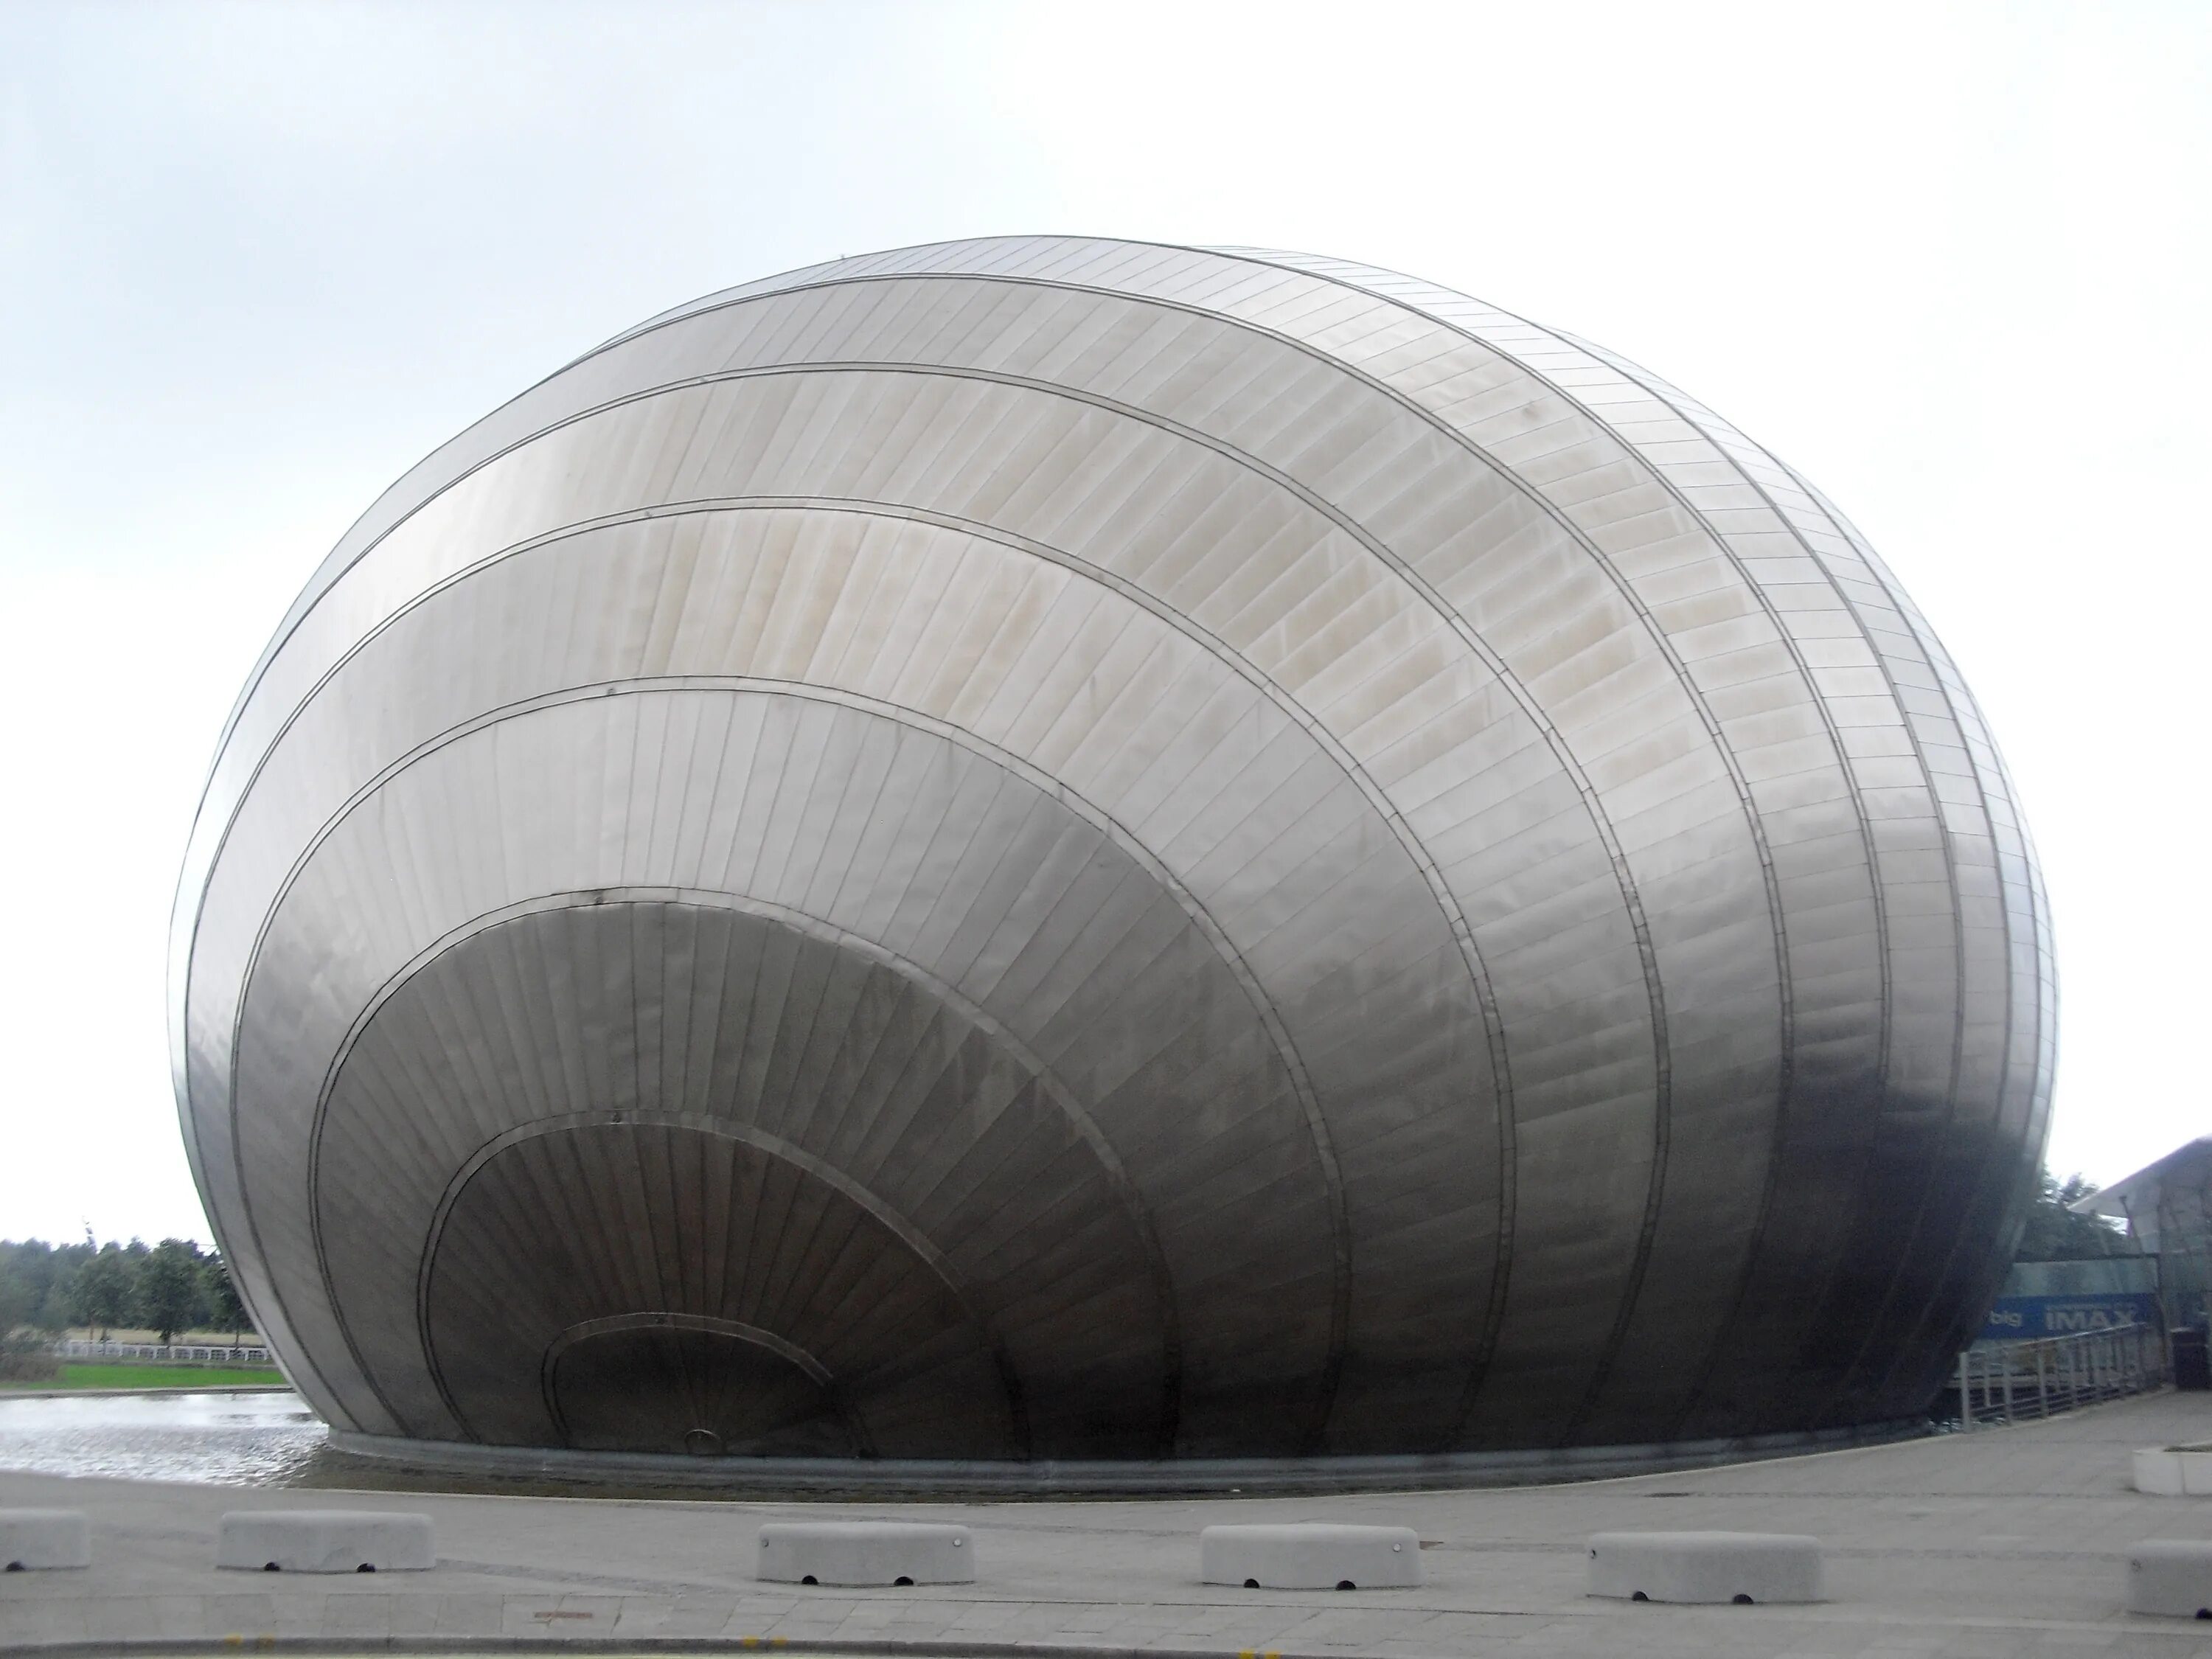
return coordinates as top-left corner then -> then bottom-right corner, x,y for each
1980,1292 -> 2163,1341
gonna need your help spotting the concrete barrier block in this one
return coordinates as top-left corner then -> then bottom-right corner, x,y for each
2137,1449 -> 2187,1495
2127,1540 -> 2212,1618
0,1510 -> 90,1571
2133,1448 -> 2212,1495
756,1521 -> 973,1586
217,1510 -> 435,1573
1588,1531 -> 1823,1604
1200,1523 -> 1422,1590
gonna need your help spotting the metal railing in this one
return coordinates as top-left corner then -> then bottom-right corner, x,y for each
1955,1324 -> 2167,1427
55,1339 -> 271,1367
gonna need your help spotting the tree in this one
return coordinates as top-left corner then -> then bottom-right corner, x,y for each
0,1237 -> 86,1334
201,1254 -> 252,1345
134,1239 -> 208,1346
0,1261 -> 55,1380
2015,1169 -> 2132,1263
69,1246 -> 133,1338
31,1270 -> 74,1332
0,1260 -> 33,1336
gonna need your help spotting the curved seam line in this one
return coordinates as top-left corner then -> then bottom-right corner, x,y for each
537,1310 -> 873,1458
307,892 -> 1054,1455
184,257 -> 1796,1433
1576,395 -> 1973,1423
436,1113 -> 985,1461
195,346 -> 1665,1439
1164,248 -> 1788,1439
1777,465 -> 2031,1412
1475,327 -> 1899,1435
542,1312 -> 835,1385
1336,291 -> 1799,1439
175,252 -> 1655,1060
242,678 -> 1343,1450
355,891 -> 1155,1453
171,255 -> 1700,1428
297,807 -> 1179,1456
204,490 -> 1529,1444
238,644 -> 1334,1450
229,681 -> 1213,1450
166,240 -> 2029,1444
1667,444 -> 1972,1425
1192,252 -> 2006,1439
171,248 -> 1180,1267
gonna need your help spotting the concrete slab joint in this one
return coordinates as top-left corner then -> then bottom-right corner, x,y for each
1587,1530 -> 1823,1605
2127,1540 -> 2212,1618
0,1509 -> 90,1571
1199,1523 -> 1422,1590
215,1510 -> 436,1573
755,1520 -> 974,1586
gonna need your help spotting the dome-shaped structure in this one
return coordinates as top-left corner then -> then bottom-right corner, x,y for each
171,237 -> 2053,1467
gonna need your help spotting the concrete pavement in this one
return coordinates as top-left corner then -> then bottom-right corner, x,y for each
7,1390 -> 2212,1657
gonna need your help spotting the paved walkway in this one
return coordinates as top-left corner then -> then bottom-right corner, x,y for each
7,1391 -> 2212,1657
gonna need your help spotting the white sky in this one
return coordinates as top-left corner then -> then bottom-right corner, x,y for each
1,0 -> 2205,1246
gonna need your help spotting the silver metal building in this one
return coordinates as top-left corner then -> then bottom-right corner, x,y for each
171,237 -> 2054,1466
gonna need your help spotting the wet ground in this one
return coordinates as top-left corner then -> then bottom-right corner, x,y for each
0,1391 -> 979,1502
0,1392 -> 743,1498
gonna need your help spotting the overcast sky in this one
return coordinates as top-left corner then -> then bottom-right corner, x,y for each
1,0 -> 2205,1247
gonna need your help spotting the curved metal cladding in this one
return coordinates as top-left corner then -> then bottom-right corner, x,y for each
170,237 -> 2055,1462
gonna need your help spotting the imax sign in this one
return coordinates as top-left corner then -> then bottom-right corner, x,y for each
1980,1293 -> 2163,1341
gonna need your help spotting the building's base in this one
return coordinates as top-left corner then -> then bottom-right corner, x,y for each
323,1417 -> 1930,1498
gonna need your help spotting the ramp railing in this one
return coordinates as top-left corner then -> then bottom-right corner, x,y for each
1955,1324 -> 2166,1427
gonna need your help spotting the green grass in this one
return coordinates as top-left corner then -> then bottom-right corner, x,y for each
1,1361 -> 286,1391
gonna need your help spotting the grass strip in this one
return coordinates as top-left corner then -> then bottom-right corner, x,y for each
1,1361 -> 286,1391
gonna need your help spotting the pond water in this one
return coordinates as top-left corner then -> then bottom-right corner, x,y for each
0,1389 -> 326,1486
0,1391 -> 805,1498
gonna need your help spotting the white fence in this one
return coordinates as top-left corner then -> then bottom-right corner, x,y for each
55,1339 -> 271,1367
1955,1323 -> 2166,1427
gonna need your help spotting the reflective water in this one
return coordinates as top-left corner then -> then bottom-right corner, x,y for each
0,1390 -> 325,1486
0,1389 -> 877,1499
